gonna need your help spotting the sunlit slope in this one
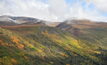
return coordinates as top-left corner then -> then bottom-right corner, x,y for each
0,26 -> 106,65
76,27 -> 107,49
57,20 -> 107,49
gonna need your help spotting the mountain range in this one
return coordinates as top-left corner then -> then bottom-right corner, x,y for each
0,15 -> 107,65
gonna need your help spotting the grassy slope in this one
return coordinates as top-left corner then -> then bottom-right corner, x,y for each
77,27 -> 107,49
0,26 -> 106,65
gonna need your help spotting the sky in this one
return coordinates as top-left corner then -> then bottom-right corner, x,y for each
0,0 -> 107,22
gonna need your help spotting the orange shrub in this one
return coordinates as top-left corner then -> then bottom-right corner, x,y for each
11,58 -> 17,64
66,64 -> 70,65
11,36 -> 20,44
17,44 -> 24,49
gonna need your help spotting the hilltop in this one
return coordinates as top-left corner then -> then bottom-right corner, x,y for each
0,16 -> 107,65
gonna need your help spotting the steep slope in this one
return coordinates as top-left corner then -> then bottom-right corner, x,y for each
57,19 -> 107,48
0,25 -> 106,65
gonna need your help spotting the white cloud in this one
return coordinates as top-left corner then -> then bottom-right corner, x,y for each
48,0 -> 69,21
0,0 -> 107,22
92,0 -> 107,12
67,0 -> 107,22
0,0 -> 52,21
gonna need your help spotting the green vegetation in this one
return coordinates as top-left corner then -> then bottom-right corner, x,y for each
0,26 -> 107,65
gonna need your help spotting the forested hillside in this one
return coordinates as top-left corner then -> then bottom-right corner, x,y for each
0,25 -> 107,65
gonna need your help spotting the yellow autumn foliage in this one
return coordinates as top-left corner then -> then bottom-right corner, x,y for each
94,51 -> 101,54
37,49 -> 43,53
65,36 -> 82,48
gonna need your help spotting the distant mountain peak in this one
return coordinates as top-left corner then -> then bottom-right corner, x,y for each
0,15 -> 49,26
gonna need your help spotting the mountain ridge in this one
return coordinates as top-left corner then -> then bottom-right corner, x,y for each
0,16 -> 107,65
